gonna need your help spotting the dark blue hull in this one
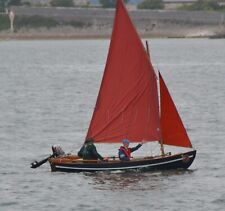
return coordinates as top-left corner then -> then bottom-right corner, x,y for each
49,150 -> 196,173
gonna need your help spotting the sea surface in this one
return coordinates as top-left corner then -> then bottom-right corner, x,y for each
0,39 -> 225,211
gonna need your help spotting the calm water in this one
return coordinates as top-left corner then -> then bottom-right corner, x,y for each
0,39 -> 225,211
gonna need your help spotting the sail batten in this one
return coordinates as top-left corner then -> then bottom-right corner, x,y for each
86,0 -> 161,143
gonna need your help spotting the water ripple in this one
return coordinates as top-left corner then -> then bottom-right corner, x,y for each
0,39 -> 225,211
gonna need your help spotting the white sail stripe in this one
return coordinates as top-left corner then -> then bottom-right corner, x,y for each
55,155 -> 193,171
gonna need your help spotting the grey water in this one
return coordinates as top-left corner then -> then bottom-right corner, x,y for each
0,39 -> 225,211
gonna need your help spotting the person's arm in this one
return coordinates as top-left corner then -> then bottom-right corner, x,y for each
78,145 -> 84,158
130,144 -> 142,153
92,145 -> 104,160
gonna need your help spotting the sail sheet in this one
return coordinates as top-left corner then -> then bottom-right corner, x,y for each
159,73 -> 192,148
86,0 -> 161,143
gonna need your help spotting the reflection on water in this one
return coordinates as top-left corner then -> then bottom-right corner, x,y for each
84,169 -> 194,191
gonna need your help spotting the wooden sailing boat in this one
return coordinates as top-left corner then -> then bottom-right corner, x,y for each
47,0 -> 196,172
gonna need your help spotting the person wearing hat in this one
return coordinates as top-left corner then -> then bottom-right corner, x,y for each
78,138 -> 107,161
118,139 -> 143,161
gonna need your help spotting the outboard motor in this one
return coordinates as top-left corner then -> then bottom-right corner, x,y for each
52,145 -> 65,157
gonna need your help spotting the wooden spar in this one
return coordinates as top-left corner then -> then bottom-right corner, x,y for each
145,40 -> 165,156
145,40 -> 150,57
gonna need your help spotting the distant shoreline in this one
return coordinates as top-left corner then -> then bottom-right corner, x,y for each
1,31 -> 224,40
1,34 -> 223,41
0,34 -> 112,40
1,6 -> 224,41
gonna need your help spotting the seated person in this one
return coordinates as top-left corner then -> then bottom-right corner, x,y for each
118,139 -> 143,161
52,145 -> 65,157
78,138 -> 104,161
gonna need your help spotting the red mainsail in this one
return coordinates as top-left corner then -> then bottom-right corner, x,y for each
159,73 -> 192,148
87,0 -> 161,143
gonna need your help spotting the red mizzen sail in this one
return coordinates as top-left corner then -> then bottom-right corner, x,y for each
159,72 -> 192,148
87,0 -> 161,143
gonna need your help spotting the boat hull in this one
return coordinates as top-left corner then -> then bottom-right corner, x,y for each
49,150 -> 196,173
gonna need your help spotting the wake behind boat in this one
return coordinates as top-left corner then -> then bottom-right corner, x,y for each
32,0 -> 196,172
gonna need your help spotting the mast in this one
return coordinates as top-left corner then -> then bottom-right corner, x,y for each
145,40 -> 150,58
145,40 -> 165,156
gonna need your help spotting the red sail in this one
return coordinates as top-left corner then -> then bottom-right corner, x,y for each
86,0 -> 161,143
159,73 -> 192,148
